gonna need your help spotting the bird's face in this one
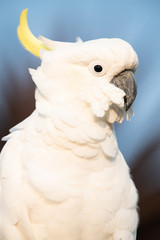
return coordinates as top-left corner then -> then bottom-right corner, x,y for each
32,38 -> 138,123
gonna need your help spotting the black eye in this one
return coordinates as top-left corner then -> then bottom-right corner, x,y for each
94,65 -> 103,73
88,61 -> 106,76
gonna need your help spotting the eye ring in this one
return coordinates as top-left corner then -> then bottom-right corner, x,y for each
88,61 -> 106,77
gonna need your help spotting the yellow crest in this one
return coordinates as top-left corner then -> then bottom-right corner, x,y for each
17,9 -> 50,57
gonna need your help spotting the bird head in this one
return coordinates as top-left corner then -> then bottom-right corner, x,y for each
17,9 -> 138,123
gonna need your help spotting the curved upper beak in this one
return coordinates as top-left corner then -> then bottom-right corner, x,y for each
110,69 -> 137,111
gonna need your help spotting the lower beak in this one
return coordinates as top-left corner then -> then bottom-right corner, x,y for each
110,69 -> 137,111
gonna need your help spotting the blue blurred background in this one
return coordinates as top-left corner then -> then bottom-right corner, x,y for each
0,0 -> 160,239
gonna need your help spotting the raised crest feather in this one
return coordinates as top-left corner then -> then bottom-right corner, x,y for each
17,9 -> 50,57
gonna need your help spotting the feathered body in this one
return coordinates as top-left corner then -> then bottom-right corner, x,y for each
0,12 -> 139,240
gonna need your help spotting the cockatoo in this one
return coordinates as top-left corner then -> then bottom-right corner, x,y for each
0,9 -> 139,240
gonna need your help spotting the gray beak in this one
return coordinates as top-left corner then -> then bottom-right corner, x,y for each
110,69 -> 137,111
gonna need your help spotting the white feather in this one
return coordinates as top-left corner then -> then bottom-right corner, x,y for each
0,38 -> 138,240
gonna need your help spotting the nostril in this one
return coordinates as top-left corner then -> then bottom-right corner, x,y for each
124,96 -> 127,104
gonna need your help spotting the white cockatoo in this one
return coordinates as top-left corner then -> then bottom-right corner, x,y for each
0,9 -> 139,240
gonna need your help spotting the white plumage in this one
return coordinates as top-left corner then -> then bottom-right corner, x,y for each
0,37 -> 138,240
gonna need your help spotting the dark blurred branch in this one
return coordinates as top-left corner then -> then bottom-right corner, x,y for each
132,136 -> 160,239
137,192 -> 160,239
0,65 -> 35,150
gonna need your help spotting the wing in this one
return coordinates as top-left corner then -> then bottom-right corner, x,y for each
0,137 -> 37,240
